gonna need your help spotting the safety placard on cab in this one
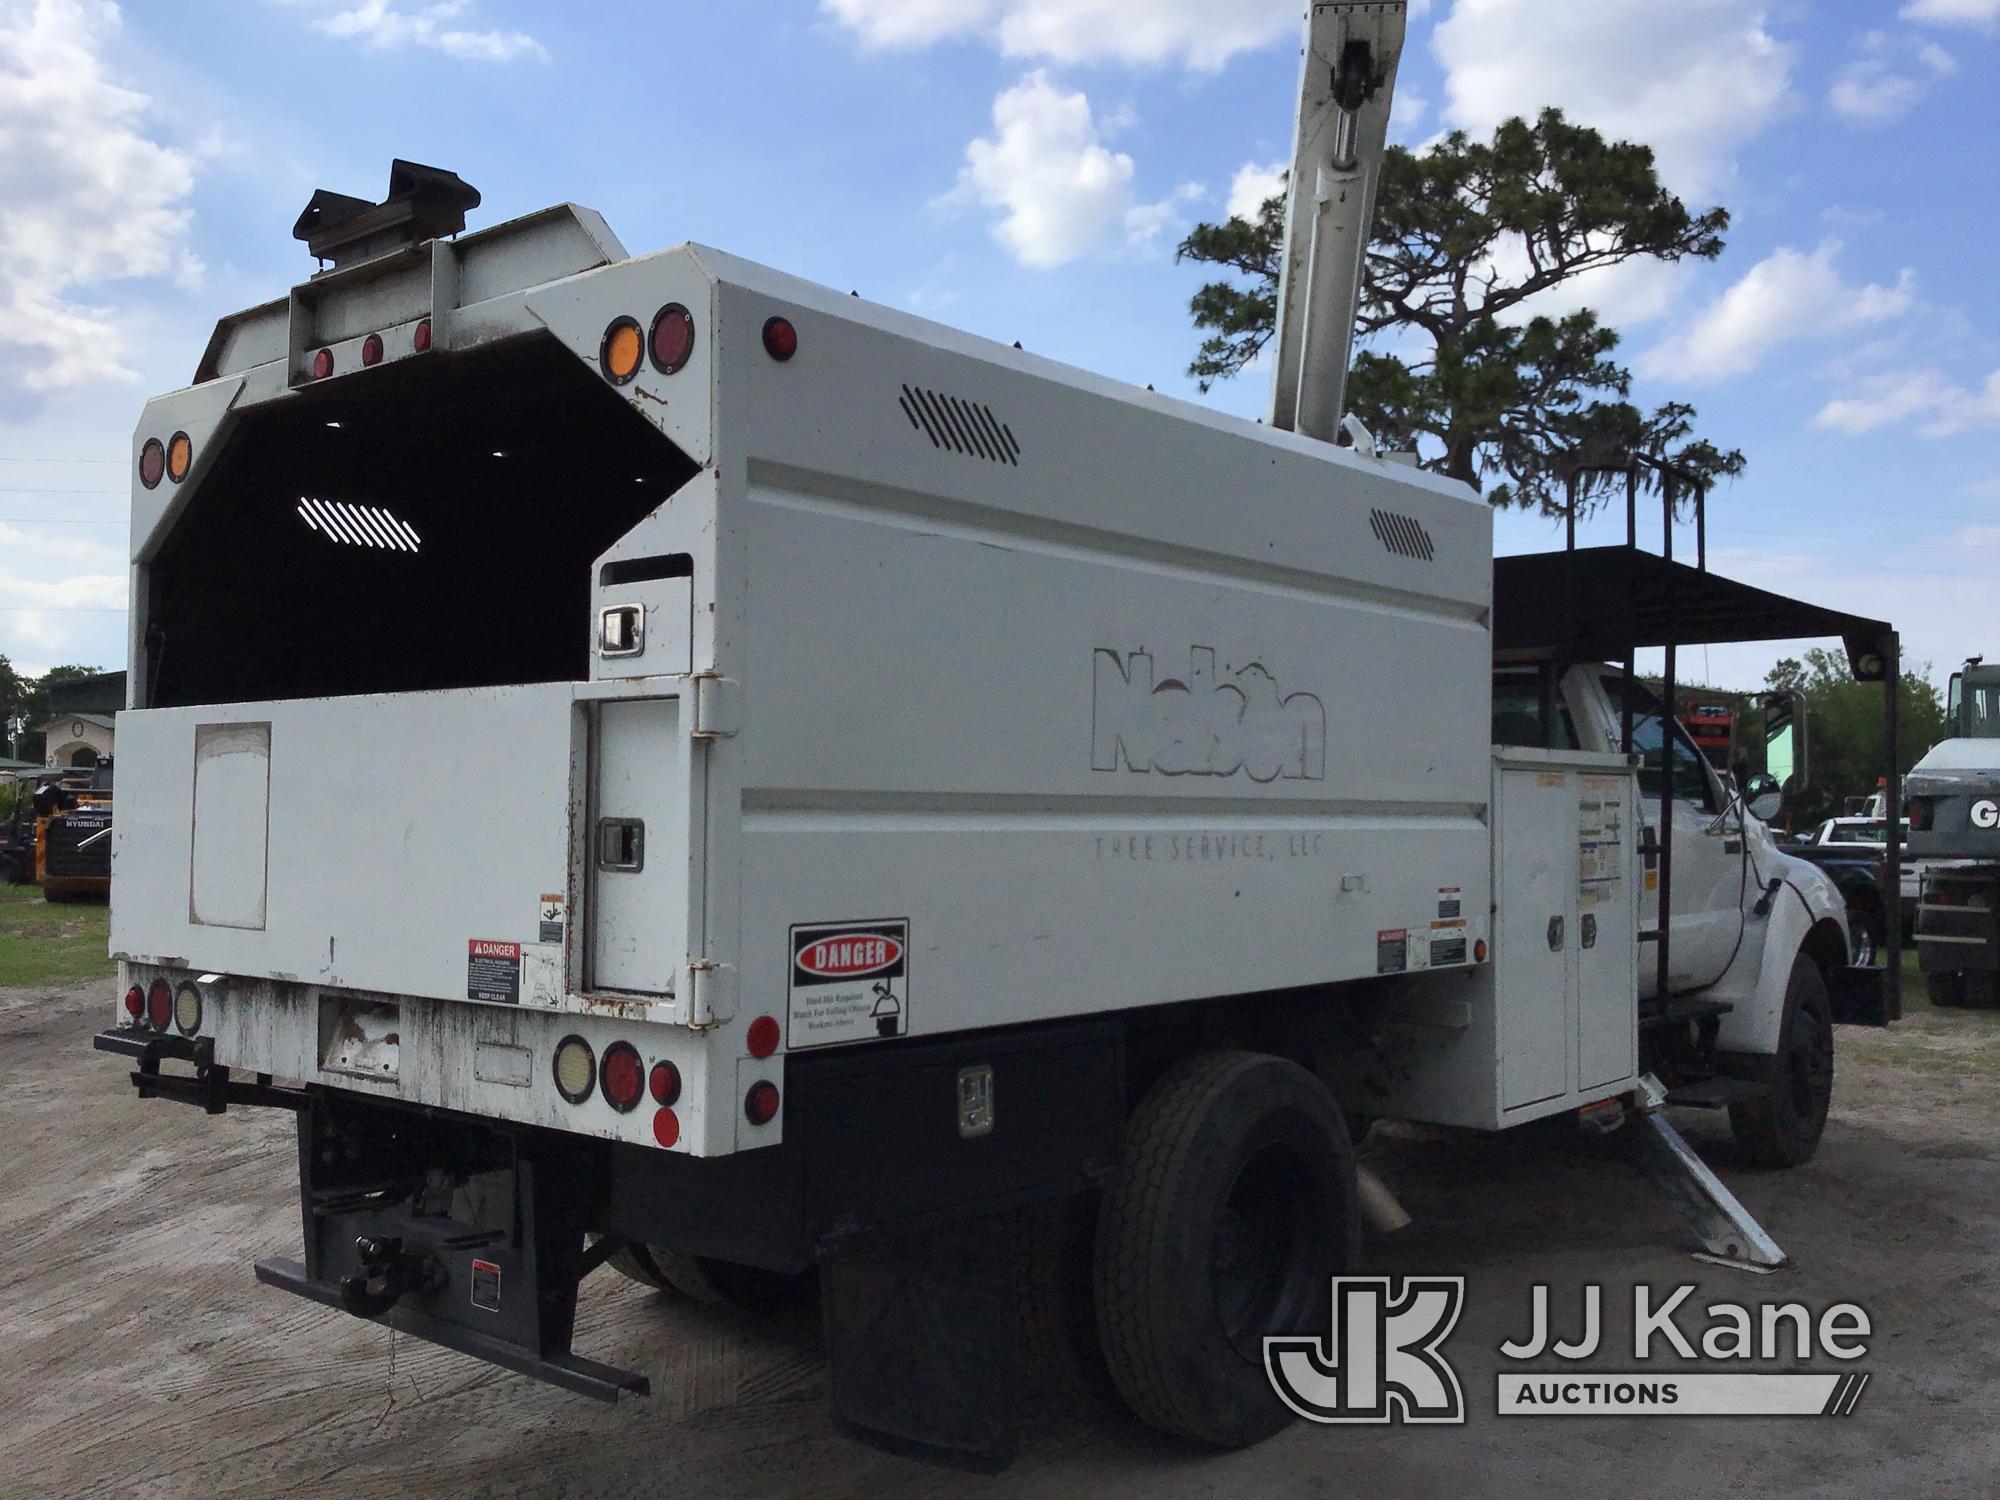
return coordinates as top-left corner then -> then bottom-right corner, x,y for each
787,920 -> 910,1050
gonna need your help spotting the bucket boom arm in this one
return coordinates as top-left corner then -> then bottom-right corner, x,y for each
1268,2 -> 1407,444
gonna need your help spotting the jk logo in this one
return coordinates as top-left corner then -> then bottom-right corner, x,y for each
1266,1276 -> 1466,1424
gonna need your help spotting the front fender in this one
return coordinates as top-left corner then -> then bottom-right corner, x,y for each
1713,851 -> 1849,1056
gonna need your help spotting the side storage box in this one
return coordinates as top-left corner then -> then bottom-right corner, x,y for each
1338,748 -> 1639,1130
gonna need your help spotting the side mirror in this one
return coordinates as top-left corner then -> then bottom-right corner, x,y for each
1744,772 -> 1784,824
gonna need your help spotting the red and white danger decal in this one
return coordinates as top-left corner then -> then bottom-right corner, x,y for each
787,920 -> 910,1050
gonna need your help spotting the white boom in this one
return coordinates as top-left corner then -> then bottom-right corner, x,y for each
1268,1 -> 1407,444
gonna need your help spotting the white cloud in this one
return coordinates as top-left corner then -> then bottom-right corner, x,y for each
1433,0 -> 1794,198
1637,242 -> 1915,383
822,0 -> 1296,70
309,1 -> 546,63
944,72 -> 1200,268
1902,0 -> 2000,27
1828,30 -> 1958,124
1226,160 -> 1285,221
1815,368 -> 2000,437
0,0 -> 200,395
0,522 -> 122,567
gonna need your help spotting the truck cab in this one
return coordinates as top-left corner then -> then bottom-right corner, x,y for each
1495,662 -> 1852,1033
1907,658 -> 2000,1006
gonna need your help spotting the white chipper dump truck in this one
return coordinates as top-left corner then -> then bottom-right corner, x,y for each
99,2 -> 1894,1467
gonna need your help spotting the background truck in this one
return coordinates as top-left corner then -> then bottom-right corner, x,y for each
96,2 -> 1891,1466
1907,657 -> 2000,1007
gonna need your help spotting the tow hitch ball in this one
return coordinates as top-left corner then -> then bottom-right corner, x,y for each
339,1235 -> 444,1318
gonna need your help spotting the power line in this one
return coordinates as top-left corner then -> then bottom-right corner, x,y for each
0,518 -> 125,525
0,457 -> 123,464
0,605 -> 128,613
0,487 -> 124,496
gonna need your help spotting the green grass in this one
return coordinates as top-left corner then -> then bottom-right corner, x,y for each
0,881 -> 113,989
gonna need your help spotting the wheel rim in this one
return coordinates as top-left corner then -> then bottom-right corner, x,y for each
1210,1141 -> 1328,1359
1788,1005 -> 1832,1122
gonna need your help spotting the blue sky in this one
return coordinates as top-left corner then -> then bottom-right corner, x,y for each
2,0 -> 1996,695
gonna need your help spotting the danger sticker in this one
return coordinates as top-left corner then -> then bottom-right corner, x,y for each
1376,928 -> 1409,975
467,939 -> 521,1004
537,892 -> 566,947
787,920 -> 909,1050
470,1258 -> 501,1312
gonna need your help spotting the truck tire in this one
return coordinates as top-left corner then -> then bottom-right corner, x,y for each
1927,971 -> 1967,1008
1093,1050 -> 1358,1447
1013,1194 -> 1113,1405
602,1240 -> 812,1311
1728,956 -> 1834,1168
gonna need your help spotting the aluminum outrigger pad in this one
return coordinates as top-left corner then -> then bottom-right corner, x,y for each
1623,1075 -> 1788,1273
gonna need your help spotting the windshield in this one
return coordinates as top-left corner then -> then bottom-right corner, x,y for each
1962,672 -> 2000,738
1827,822 -> 1886,845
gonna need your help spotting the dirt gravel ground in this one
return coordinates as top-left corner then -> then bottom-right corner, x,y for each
4,976 -> 1996,1500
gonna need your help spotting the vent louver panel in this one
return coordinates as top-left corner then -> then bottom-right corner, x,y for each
1369,507 -> 1435,561
899,384 -> 1021,466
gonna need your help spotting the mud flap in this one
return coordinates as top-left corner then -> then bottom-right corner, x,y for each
1826,964 -> 1896,1026
821,1213 -> 1020,1472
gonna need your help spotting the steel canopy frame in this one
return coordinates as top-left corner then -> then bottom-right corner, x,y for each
1494,467 -> 1902,1022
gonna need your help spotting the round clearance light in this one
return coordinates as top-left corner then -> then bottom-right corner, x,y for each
166,432 -> 193,484
600,316 -> 644,385
173,981 -> 202,1036
361,333 -> 384,367
146,977 -> 173,1032
137,438 -> 166,490
600,1041 -> 644,1113
744,1079 -> 781,1126
310,347 -> 334,381
652,1107 -> 680,1149
553,1035 -> 596,1104
761,316 -> 798,363
1474,939 -> 1489,964
123,985 -> 145,1021
648,1060 -> 682,1107
649,303 -> 696,375
413,318 -> 432,354
745,1015 -> 780,1060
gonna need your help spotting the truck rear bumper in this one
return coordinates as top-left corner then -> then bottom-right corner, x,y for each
252,1257 -> 648,1404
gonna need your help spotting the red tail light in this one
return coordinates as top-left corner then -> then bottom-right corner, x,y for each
649,303 -> 695,374
652,1108 -> 680,1149
761,316 -> 798,362
137,438 -> 166,489
744,1080 -> 780,1125
310,347 -> 334,380
413,318 -> 432,353
361,333 -> 384,367
123,985 -> 144,1020
648,1060 -> 681,1106
600,1042 -> 643,1113
146,978 -> 173,1032
746,1015 -> 781,1059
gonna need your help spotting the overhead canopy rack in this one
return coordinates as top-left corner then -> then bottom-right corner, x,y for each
1485,457 -> 1903,1026
1494,546 -> 1897,682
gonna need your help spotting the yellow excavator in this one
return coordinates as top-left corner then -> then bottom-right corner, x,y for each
33,760 -> 113,902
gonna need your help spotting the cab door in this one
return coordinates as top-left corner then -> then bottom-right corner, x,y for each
1590,672 -> 1745,996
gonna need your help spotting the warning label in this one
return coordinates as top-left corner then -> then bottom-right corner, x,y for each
537,892 -> 566,946
467,939 -> 521,1004
787,919 -> 910,1050
470,1258 -> 501,1312
1376,928 -> 1409,974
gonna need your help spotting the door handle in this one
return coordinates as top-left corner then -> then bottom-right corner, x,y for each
1547,914 -> 1565,951
597,817 -> 645,872
1580,913 -> 1597,949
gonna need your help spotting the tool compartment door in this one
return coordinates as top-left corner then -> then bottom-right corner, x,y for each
587,696 -> 688,996
1496,763 -> 1572,1109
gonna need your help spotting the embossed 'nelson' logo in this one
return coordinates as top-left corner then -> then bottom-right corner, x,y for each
1091,647 -> 1327,782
